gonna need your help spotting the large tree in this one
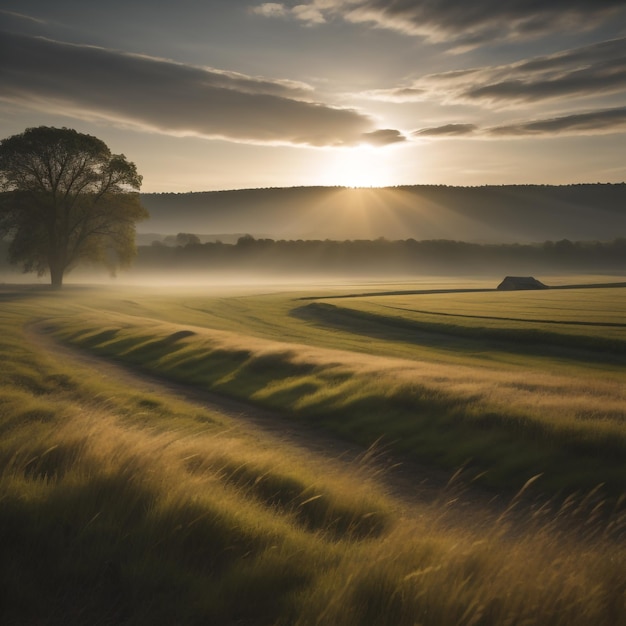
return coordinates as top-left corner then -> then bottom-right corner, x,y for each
0,126 -> 148,288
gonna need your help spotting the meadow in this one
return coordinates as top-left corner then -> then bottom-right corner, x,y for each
1,277 -> 624,625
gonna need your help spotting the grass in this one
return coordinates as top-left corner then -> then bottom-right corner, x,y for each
0,303 -> 391,624
313,286 -> 626,349
40,286 -> 626,496
1,281 -> 625,625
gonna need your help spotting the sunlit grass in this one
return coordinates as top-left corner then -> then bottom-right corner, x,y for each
42,296 -> 626,495
325,286 -> 626,344
0,303 -> 392,624
62,278 -> 625,374
1,374 -> 623,625
1,282 -> 624,624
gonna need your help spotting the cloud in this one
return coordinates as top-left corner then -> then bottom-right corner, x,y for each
463,38 -> 626,106
252,1 -> 626,48
389,37 -> 626,108
360,86 -> 425,103
487,106 -> 626,136
0,9 -> 46,25
0,31 -> 402,147
292,4 -> 327,24
409,107 -> 626,139
251,2 -> 327,24
361,129 -> 406,145
413,124 -> 478,137
251,3 -> 288,18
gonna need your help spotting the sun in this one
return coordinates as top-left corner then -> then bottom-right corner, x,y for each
319,145 -> 395,188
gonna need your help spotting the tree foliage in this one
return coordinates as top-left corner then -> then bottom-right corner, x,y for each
136,235 -> 626,276
0,126 -> 147,287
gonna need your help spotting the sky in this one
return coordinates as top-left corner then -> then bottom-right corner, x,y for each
1,1 -> 626,192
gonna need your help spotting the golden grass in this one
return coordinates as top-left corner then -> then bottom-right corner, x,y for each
2,390 -> 623,625
0,283 -> 624,624
327,286 -> 626,345
41,299 -> 626,493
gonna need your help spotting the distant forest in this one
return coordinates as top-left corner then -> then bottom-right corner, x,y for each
136,236 -> 626,276
139,183 -> 626,243
1,184 -> 624,279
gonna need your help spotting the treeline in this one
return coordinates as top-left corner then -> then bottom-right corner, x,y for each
139,184 -> 626,243
137,236 -> 626,275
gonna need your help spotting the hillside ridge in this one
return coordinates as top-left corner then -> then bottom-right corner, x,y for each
139,183 -> 626,243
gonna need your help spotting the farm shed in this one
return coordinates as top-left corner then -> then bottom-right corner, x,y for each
497,276 -> 548,291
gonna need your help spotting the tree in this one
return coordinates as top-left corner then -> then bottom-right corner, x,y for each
0,126 -> 148,288
176,232 -> 201,246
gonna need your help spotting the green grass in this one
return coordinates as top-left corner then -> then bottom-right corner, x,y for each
316,286 -> 626,348
1,281 -> 625,625
0,302 -> 392,625
65,280 -> 626,373
40,284 -> 626,496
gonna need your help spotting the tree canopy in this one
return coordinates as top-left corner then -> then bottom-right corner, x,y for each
0,126 -> 148,287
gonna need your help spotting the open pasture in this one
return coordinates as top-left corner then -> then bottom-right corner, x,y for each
317,285 -> 626,345
28,279 -> 626,494
1,279 -> 625,625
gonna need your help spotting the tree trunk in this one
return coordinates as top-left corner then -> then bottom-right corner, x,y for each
50,263 -> 64,289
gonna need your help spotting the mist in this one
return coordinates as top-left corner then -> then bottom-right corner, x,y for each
1,236 -> 624,291
1,183 -> 623,289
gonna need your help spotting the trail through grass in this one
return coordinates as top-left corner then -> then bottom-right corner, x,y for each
1,282 -> 624,625
42,297 -> 626,495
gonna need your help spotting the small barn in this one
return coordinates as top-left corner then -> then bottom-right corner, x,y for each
497,276 -> 548,291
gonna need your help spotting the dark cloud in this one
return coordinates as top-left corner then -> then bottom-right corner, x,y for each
254,1 -> 626,48
487,106 -> 626,136
409,107 -> 626,139
464,38 -> 626,105
0,31 -> 402,147
402,37 -> 626,107
413,124 -> 478,137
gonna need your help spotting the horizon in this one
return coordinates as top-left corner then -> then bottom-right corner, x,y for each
1,2 -> 625,193
139,181 -> 626,195
135,184 -> 626,242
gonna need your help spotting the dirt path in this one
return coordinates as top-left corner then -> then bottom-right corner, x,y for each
26,321 -> 539,532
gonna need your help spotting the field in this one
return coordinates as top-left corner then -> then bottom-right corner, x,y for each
1,277 -> 625,625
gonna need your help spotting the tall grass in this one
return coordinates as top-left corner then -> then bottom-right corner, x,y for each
1,381 -> 623,625
1,286 -> 624,625
44,305 -> 626,495
0,311 -> 390,624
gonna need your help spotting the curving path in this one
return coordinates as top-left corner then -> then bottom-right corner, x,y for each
26,321 -> 590,537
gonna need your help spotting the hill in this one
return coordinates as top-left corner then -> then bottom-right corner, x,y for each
139,184 -> 626,243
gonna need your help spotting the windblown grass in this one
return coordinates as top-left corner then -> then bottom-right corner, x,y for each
44,302 -> 626,495
1,284 -> 624,625
0,306 -> 391,624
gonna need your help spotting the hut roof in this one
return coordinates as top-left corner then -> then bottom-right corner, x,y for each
497,276 -> 548,291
